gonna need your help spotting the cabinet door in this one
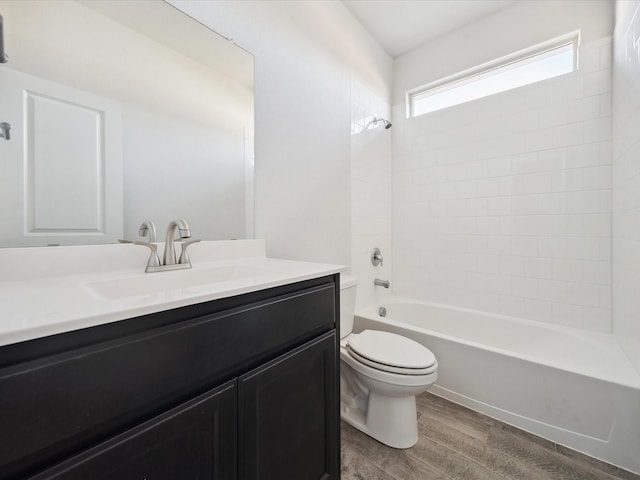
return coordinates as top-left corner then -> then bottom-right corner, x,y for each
238,332 -> 338,480
29,381 -> 237,480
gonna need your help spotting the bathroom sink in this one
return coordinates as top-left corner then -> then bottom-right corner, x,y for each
86,264 -> 264,300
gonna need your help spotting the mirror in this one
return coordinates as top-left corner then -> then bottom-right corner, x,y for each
0,0 -> 254,247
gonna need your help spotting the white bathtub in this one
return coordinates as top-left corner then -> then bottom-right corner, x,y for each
354,297 -> 640,474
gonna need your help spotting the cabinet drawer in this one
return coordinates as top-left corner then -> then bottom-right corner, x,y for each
29,381 -> 237,480
0,281 -> 336,479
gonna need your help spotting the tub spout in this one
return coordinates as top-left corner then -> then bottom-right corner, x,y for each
374,278 -> 390,288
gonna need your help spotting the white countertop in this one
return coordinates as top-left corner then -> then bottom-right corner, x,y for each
0,240 -> 343,347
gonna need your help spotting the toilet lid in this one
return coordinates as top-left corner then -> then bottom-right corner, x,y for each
346,330 -> 436,371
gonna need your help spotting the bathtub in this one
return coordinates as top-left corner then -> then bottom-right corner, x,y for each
354,297 -> 640,474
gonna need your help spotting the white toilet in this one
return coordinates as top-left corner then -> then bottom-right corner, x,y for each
340,275 -> 437,448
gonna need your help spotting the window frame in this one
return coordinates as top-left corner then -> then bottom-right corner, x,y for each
406,31 -> 581,118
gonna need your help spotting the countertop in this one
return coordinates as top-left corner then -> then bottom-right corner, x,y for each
0,240 -> 343,347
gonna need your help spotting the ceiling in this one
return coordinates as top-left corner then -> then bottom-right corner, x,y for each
342,0 -> 515,58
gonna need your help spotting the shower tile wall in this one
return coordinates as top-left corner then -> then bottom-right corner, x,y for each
351,79 -> 393,310
392,39 -> 613,332
613,0 -> 640,366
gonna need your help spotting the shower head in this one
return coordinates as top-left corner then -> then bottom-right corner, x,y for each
364,117 -> 392,131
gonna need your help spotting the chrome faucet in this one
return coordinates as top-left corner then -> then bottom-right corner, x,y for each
133,218 -> 200,272
163,218 -> 191,266
138,220 -> 157,242
0,122 -> 10,141
374,278 -> 390,288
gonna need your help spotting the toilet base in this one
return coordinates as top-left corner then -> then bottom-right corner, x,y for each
341,391 -> 419,449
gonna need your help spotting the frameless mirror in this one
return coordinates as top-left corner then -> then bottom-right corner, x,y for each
0,0 -> 254,247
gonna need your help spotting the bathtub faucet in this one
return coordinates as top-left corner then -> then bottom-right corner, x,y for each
374,278 -> 390,288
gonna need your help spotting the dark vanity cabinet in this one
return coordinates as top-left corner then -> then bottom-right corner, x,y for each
0,274 -> 340,480
239,333 -> 338,480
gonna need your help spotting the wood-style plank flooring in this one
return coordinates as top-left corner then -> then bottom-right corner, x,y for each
341,392 -> 640,480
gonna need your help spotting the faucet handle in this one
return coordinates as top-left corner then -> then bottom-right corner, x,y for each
178,239 -> 201,265
133,240 -> 162,269
371,247 -> 383,267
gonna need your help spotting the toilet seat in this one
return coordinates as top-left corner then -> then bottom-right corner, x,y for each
340,346 -> 437,387
346,330 -> 436,376
347,348 -> 438,375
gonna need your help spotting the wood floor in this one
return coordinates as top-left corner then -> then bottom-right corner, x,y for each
341,392 -> 640,480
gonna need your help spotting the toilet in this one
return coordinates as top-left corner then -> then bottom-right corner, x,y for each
340,275 -> 437,448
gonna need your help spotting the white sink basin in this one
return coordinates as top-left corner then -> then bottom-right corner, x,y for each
86,264 -> 264,300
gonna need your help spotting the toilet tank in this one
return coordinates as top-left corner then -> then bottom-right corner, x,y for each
339,274 -> 358,339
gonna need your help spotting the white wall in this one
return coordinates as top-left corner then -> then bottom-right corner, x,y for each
350,80 -> 392,309
612,0 -> 640,367
392,1 -> 615,331
123,105 -> 246,241
172,0 -> 392,266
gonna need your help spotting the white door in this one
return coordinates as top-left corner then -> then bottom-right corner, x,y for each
0,67 -> 122,246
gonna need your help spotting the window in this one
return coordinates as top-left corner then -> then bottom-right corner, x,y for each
407,31 -> 580,118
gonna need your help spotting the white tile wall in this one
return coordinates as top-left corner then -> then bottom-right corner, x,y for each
351,79 -> 392,309
612,0 -> 640,368
393,39 -> 613,332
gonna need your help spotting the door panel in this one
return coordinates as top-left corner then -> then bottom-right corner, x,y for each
238,332 -> 338,480
29,381 -> 237,480
0,67 -> 122,246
